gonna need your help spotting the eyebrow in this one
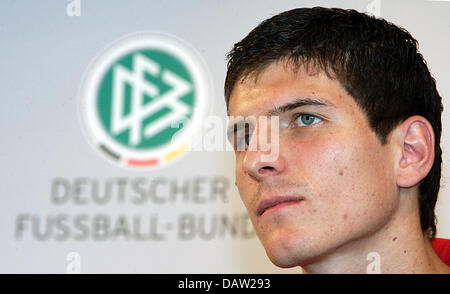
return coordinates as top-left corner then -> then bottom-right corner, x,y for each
265,96 -> 335,116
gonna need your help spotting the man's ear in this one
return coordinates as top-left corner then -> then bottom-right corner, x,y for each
395,115 -> 435,188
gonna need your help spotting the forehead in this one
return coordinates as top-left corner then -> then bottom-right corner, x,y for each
228,61 -> 359,117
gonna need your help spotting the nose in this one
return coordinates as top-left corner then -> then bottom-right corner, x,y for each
242,133 -> 286,180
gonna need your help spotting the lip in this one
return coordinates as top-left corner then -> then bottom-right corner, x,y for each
256,195 -> 304,217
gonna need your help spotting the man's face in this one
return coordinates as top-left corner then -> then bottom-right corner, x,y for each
227,61 -> 399,268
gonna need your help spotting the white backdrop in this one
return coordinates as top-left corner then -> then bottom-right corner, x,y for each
0,0 -> 449,273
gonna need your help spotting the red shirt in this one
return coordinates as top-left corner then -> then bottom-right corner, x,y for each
432,238 -> 450,266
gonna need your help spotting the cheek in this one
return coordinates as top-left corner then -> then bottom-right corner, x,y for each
282,133 -> 353,195
283,131 -> 396,224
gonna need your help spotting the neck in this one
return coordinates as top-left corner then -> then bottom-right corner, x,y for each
302,190 -> 450,274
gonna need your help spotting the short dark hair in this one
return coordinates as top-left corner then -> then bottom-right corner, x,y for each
224,7 -> 443,238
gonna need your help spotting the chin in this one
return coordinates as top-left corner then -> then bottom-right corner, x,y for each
262,230 -> 320,268
266,252 -> 300,268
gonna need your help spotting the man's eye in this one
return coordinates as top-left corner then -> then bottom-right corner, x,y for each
236,132 -> 251,151
292,114 -> 322,127
232,124 -> 253,151
244,133 -> 250,147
